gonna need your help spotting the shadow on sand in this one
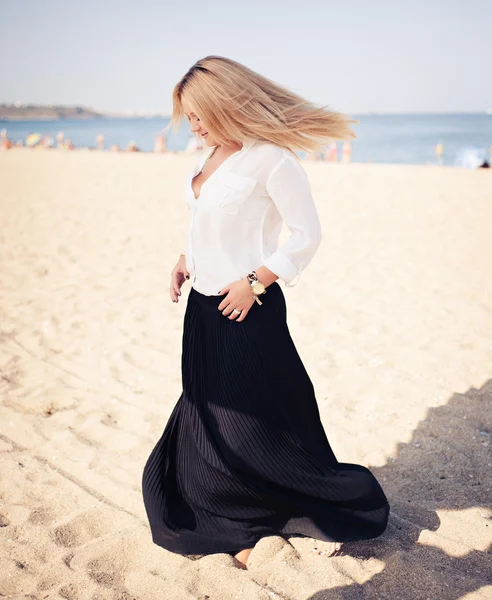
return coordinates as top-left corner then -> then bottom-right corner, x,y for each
307,379 -> 492,600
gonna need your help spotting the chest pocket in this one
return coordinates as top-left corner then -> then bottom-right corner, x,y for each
214,171 -> 257,215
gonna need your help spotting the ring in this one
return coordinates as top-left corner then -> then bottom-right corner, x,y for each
232,308 -> 242,315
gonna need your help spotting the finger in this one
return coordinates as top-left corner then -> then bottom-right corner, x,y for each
228,308 -> 242,320
222,301 -> 239,317
220,301 -> 234,316
172,279 -> 182,294
236,309 -> 248,322
218,297 -> 231,312
217,284 -> 231,298
170,281 -> 181,301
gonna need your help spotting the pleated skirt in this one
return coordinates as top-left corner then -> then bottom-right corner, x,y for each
141,281 -> 390,556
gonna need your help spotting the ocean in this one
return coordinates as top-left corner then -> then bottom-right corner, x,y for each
1,113 -> 491,167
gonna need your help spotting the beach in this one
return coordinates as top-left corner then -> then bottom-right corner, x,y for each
0,148 -> 491,599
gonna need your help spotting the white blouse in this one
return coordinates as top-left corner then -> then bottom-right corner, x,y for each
184,139 -> 322,296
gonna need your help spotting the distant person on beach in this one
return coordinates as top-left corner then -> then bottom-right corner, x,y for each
42,134 -> 54,149
154,132 -> 167,153
325,141 -> 338,162
435,142 -> 444,166
96,133 -> 104,151
0,128 -> 12,151
56,132 -> 64,149
141,55 -> 389,572
341,140 -> 352,163
455,147 -> 489,169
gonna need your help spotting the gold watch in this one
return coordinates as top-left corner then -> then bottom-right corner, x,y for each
246,271 -> 266,305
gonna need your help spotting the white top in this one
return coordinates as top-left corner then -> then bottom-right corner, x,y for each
184,139 -> 322,296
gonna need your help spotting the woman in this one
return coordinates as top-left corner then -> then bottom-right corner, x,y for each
142,55 -> 390,570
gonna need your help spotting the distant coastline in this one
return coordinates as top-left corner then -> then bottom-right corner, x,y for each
0,104 -> 106,121
0,104 -> 171,121
1,103 -> 490,122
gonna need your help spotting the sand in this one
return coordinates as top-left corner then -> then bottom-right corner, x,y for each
0,148 -> 491,600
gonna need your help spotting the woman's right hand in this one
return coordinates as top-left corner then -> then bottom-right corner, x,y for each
170,254 -> 190,303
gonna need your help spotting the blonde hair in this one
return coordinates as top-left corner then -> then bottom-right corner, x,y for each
169,55 -> 357,154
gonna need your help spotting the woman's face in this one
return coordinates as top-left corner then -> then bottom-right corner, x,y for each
182,100 -> 217,147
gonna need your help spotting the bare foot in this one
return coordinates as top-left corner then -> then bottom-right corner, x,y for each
233,547 -> 254,569
314,541 -> 343,556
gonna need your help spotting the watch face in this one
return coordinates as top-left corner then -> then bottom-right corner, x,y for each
252,281 -> 265,294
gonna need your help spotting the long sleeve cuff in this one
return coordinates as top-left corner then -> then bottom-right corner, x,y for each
262,251 -> 299,286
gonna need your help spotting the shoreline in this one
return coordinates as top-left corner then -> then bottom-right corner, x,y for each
2,145 -> 489,169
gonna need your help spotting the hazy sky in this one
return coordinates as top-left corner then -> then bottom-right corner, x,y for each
1,0 -> 490,115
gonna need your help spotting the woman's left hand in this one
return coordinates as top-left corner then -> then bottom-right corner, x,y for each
217,279 -> 256,322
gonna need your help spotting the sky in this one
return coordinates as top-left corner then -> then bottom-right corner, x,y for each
1,0 -> 490,115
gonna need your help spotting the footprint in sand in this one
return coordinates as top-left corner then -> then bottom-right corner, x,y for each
28,506 -> 57,525
52,507 -> 119,548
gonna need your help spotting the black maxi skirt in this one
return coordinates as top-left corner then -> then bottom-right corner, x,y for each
142,281 -> 390,556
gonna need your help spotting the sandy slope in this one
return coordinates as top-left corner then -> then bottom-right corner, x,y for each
0,148 -> 491,599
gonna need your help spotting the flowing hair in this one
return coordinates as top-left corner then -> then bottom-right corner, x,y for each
168,55 -> 357,154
